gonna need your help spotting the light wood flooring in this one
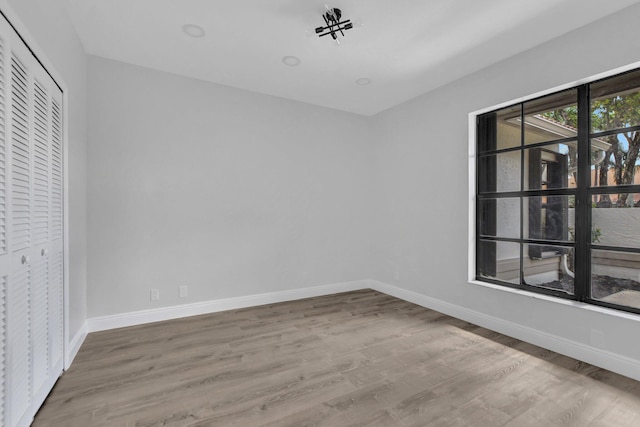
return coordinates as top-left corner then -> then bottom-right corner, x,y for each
34,289 -> 640,426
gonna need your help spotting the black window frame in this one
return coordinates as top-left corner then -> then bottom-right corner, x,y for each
475,68 -> 640,316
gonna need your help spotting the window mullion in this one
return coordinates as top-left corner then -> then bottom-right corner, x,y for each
519,104 -> 525,286
575,84 -> 591,302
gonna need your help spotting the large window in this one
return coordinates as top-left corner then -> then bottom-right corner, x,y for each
476,68 -> 640,315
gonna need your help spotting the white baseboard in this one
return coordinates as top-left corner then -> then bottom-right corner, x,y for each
66,321 -> 88,369
87,280 -> 370,333
368,280 -> 640,382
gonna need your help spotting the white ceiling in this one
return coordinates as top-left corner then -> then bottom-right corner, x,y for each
61,0 -> 640,116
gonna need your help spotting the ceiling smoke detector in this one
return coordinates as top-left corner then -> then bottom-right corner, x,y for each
315,6 -> 353,45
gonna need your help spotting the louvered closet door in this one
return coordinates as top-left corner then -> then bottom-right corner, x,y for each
0,29 -> 10,427
0,13 -> 64,427
49,86 -> 64,396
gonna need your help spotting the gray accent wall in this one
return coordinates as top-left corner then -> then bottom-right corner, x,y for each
87,56 -> 376,317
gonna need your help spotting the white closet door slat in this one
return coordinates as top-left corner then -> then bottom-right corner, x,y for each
0,275 -> 6,425
49,90 -> 64,377
10,53 -> 30,253
0,34 -> 6,427
0,36 -> 6,256
51,98 -> 61,242
49,250 -> 63,369
9,266 -> 31,423
31,256 -> 48,395
32,79 -> 48,246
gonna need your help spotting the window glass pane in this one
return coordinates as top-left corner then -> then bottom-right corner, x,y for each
477,240 -> 520,284
590,133 -> 640,187
591,193 -> 640,248
591,69 -> 640,133
478,198 -> 520,239
524,145 -> 576,190
524,244 -> 574,294
524,196 -> 574,242
478,152 -> 521,193
524,89 -> 578,145
496,105 -> 521,150
592,249 -> 640,309
478,106 -> 522,152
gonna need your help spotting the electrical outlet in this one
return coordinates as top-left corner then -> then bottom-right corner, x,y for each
179,285 -> 188,298
150,289 -> 160,301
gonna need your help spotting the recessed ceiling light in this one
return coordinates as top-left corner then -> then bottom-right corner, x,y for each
282,56 -> 301,66
356,78 -> 371,86
182,24 -> 205,38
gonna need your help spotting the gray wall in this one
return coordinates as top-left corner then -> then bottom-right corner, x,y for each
87,57 -> 376,317
371,3 -> 640,362
6,0 -> 88,344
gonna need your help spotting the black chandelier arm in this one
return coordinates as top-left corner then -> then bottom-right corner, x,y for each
315,19 -> 352,33
317,24 -> 352,37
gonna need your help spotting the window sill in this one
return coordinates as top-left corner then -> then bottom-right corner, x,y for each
468,279 -> 640,322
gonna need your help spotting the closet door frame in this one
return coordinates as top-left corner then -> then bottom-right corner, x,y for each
0,3 -> 70,371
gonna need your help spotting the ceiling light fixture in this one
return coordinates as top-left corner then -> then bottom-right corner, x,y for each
355,78 -> 371,86
282,56 -> 301,66
315,6 -> 353,45
182,24 -> 205,38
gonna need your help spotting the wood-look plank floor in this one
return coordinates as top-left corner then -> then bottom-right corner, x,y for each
33,289 -> 640,426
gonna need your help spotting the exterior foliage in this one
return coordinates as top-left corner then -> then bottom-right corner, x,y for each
543,90 -> 640,207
